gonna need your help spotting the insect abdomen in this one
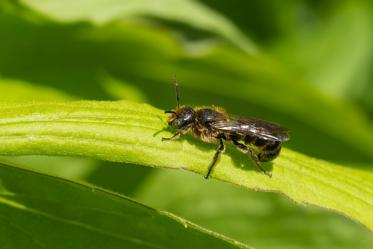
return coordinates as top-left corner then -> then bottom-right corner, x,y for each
244,135 -> 282,162
258,140 -> 282,162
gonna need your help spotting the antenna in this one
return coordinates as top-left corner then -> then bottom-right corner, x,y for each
173,75 -> 180,108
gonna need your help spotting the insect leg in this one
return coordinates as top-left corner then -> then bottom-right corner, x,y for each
162,125 -> 190,141
205,139 -> 225,179
161,130 -> 182,141
231,140 -> 272,177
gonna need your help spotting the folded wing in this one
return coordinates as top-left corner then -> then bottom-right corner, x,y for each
210,117 -> 289,142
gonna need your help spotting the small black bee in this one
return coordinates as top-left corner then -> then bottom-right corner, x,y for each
162,78 -> 289,179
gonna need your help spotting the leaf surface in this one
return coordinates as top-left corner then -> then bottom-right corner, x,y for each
20,0 -> 257,54
0,101 -> 371,232
0,162 -> 249,249
135,170 -> 373,249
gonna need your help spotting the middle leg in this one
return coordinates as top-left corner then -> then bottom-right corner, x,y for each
205,139 -> 225,179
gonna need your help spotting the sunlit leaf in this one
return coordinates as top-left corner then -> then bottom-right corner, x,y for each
0,100 -> 371,232
0,78 -> 97,179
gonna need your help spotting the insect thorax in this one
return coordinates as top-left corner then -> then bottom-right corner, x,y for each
195,108 -> 227,125
191,108 -> 227,143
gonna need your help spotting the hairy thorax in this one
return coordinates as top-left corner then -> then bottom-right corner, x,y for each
192,108 -> 228,143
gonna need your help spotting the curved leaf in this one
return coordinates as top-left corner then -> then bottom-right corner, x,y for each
20,0 -> 257,54
135,170 -> 373,249
0,162 -> 249,249
0,100 -> 371,232
0,79 -> 98,179
0,78 -> 73,101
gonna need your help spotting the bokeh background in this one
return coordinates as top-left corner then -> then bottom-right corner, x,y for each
1,1 -> 373,248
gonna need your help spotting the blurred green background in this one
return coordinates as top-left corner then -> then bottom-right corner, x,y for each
1,0 -> 373,248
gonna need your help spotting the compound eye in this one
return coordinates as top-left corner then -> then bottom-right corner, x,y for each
173,119 -> 184,128
170,117 -> 188,129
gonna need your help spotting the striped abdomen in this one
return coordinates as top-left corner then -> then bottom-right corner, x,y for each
244,135 -> 282,162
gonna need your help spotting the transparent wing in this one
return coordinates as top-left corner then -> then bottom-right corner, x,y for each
210,116 -> 289,142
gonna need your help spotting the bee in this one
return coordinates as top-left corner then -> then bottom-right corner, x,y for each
162,78 -> 289,179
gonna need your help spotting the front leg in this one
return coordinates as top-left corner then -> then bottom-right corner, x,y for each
162,125 -> 191,141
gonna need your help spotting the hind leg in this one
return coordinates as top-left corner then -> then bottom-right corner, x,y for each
231,139 -> 272,177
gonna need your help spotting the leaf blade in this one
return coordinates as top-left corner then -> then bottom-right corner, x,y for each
20,0 -> 258,54
0,100 -> 372,232
0,162 -> 250,249
134,170 -> 373,249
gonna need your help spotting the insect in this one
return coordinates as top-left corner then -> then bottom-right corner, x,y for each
162,78 -> 289,179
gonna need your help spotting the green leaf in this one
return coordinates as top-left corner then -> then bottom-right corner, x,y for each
0,78 -> 73,101
99,73 -> 147,102
0,100 -> 372,232
0,155 -> 99,180
0,162 -> 249,249
19,0 -> 257,54
134,170 -> 373,249
0,79 -> 99,179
